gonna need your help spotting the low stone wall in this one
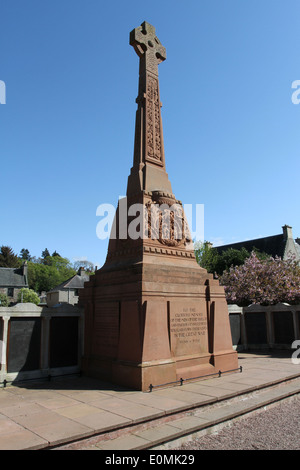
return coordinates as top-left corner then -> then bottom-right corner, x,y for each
0,302 -> 84,386
2,301 -> 298,386
228,303 -> 300,351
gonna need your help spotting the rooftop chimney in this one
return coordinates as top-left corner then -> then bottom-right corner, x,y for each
282,225 -> 293,240
22,261 -> 28,286
78,267 -> 85,276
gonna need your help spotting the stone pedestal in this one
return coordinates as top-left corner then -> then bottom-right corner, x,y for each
80,240 -> 238,391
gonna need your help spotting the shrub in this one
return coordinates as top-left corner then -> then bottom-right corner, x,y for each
194,241 -> 254,276
17,288 -> 40,305
0,293 -> 9,306
220,252 -> 300,306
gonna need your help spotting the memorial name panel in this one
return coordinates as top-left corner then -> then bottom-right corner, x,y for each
50,317 -> 79,368
229,313 -> 242,347
273,311 -> 294,345
245,312 -> 267,345
93,302 -> 119,358
7,318 -> 41,372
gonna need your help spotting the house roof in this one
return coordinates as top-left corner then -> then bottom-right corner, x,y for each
215,234 -> 286,259
0,266 -> 28,288
48,271 -> 89,293
214,225 -> 300,262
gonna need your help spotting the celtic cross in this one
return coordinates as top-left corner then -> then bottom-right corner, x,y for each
127,21 -> 173,197
130,21 -> 166,76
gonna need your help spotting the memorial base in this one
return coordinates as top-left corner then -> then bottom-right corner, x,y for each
80,254 -> 238,391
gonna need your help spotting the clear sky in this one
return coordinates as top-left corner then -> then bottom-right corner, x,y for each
1,0 -> 300,268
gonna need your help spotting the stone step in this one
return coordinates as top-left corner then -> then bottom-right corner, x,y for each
92,378 -> 300,450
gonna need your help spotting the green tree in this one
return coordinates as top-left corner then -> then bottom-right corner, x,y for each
41,248 -> 50,265
52,250 -> 61,257
213,247 -> 251,276
19,248 -> 31,261
73,260 -> 95,272
28,256 -> 76,293
41,248 -> 50,258
194,241 -> 219,274
45,255 -> 74,270
194,242 -> 267,276
0,293 -> 9,306
0,246 -> 20,268
17,288 -> 40,305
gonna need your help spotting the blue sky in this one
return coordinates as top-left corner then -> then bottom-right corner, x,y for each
1,0 -> 299,268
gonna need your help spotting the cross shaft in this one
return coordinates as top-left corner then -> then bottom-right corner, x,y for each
127,22 -> 172,197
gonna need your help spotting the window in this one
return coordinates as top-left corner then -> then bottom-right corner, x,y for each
7,288 -> 14,297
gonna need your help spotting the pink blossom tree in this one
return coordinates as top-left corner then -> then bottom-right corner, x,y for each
220,252 -> 300,306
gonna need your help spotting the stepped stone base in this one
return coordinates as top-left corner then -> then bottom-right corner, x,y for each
80,255 -> 238,391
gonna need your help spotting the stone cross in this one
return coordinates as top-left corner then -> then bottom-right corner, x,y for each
130,21 -> 166,76
127,22 -> 173,196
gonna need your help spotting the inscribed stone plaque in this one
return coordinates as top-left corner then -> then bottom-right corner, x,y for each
229,313 -> 241,346
92,301 -> 119,358
7,318 -> 41,372
273,311 -> 294,345
169,301 -> 208,357
50,317 -> 79,368
245,312 -> 267,345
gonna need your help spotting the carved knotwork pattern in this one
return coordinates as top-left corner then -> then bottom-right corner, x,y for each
144,200 -> 191,247
146,76 -> 162,162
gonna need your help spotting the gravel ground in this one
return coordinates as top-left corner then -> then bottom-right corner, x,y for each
177,395 -> 300,450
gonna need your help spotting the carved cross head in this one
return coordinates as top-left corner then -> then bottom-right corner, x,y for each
130,21 -> 166,75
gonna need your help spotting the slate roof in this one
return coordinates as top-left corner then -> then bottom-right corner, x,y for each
215,234 -> 286,259
0,267 -> 28,287
48,272 -> 89,293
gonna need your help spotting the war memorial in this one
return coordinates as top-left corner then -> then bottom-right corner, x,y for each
79,21 -> 238,391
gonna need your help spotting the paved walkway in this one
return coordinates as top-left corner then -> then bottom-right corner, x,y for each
0,350 -> 300,450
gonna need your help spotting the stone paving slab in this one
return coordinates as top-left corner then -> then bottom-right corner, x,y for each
0,413 -> 26,435
56,408 -> 131,433
131,423 -> 185,447
0,351 -> 300,450
150,387 -> 216,406
181,383 -> 241,398
27,419 -> 92,447
0,429 -> 48,450
89,396 -> 165,423
111,390 -> 194,413
1,402 -> 47,418
96,433 -> 150,451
